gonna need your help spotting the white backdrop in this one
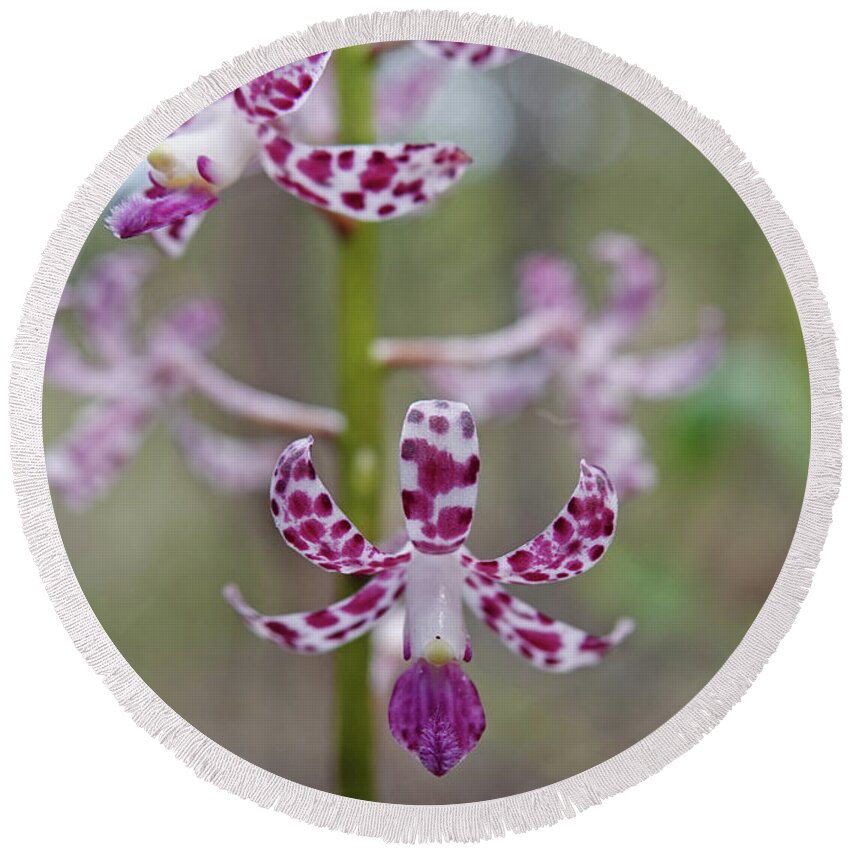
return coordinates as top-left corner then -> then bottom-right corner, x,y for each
1,1 -> 846,846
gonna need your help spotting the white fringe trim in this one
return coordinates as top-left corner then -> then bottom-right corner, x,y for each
9,10 -> 841,842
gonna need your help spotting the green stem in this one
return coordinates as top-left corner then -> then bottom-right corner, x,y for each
332,44 -> 381,802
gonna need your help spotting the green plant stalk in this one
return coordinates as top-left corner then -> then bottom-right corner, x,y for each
332,44 -> 381,802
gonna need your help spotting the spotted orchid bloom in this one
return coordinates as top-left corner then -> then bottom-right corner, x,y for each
375,235 -> 724,498
46,250 -> 343,508
225,400 -> 631,776
106,52 -> 472,254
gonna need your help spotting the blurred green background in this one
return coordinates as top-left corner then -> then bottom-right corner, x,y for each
44,46 -> 808,804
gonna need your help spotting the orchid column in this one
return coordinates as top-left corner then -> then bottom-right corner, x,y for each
332,44 -> 383,801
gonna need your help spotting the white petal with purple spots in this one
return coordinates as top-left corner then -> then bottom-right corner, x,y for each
399,400 -> 480,554
233,53 -> 331,123
463,571 -> 633,672
258,134 -> 471,221
271,437 -> 413,575
460,461 -> 617,584
225,567 -> 406,653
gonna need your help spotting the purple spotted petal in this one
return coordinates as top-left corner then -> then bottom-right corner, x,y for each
258,134 -> 471,221
106,185 -> 218,239
46,399 -> 157,509
399,400 -> 480,554
517,252 -> 585,320
170,415 -> 281,494
287,61 -> 339,145
594,233 -> 663,341
460,461 -> 617,584
74,249 -> 156,361
233,53 -> 331,123
224,567 -> 406,653
428,357 -> 552,420
629,307 -> 724,398
388,658 -> 486,776
271,437 -> 413,575
463,571 -> 633,671
415,41 -> 520,69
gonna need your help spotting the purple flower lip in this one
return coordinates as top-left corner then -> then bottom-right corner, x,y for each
388,659 -> 486,777
106,185 -> 218,239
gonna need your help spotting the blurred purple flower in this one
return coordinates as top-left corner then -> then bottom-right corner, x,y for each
375,235 -> 724,498
106,52 -> 472,254
415,41 -> 520,68
46,250 -> 343,508
225,400 -> 631,776
169,414 -> 282,495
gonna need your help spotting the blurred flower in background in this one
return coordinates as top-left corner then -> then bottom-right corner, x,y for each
376,234 -> 723,497
46,249 -> 343,508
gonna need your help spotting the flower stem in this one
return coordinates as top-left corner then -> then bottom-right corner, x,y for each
332,44 -> 381,802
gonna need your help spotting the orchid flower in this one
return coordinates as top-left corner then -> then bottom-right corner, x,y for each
46,250 -> 343,508
106,52 -> 472,254
225,400 -> 632,776
374,235 -> 724,498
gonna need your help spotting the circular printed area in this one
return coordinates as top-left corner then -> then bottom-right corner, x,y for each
41,37 -> 811,808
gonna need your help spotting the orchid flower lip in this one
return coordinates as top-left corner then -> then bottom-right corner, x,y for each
388,657 -> 486,776
105,185 -> 218,239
